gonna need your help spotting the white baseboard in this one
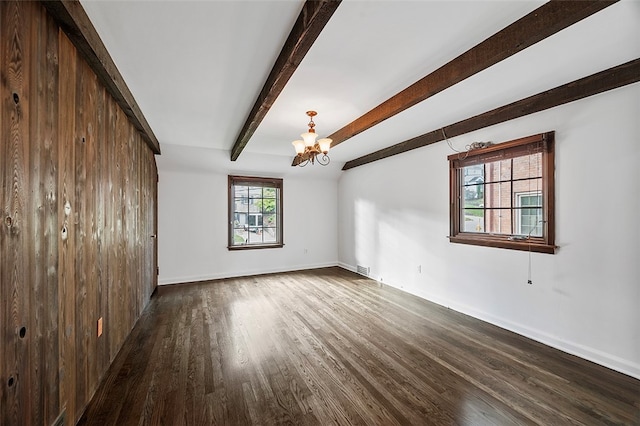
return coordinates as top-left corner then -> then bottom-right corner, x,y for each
427,292 -> 640,380
338,263 -> 640,380
158,261 -> 339,286
338,261 -> 357,273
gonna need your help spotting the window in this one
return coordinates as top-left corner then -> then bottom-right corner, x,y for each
515,192 -> 543,236
228,176 -> 283,249
448,132 -> 555,253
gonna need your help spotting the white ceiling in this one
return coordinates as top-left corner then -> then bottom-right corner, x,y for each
80,0 -> 640,178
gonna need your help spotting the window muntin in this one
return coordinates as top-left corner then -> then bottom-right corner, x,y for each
449,132 -> 555,254
229,176 -> 283,249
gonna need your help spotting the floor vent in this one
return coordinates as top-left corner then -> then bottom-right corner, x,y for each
356,265 -> 370,277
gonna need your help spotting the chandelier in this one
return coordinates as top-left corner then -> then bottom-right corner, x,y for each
291,111 -> 331,166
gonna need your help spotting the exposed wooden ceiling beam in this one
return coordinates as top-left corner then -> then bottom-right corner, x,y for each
230,0 -> 341,161
329,0 -> 618,149
342,58 -> 640,170
42,0 -> 161,155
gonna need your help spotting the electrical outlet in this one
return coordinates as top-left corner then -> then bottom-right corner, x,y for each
97,317 -> 103,337
417,265 -> 422,273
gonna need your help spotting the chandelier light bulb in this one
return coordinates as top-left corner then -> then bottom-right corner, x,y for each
318,138 -> 332,154
301,132 -> 318,147
292,140 -> 305,154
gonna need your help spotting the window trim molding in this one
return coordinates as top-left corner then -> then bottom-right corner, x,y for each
228,175 -> 284,250
448,132 -> 555,254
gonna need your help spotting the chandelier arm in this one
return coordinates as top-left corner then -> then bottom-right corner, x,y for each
317,154 -> 330,166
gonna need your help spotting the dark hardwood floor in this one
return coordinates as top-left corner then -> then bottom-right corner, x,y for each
78,267 -> 640,425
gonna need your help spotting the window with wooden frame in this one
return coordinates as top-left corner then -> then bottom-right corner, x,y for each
448,132 -> 555,254
228,176 -> 283,250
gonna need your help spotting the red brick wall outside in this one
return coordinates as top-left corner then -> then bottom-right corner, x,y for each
485,153 -> 542,234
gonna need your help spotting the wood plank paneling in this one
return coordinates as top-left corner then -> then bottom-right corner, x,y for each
0,16 -> 4,422
112,105 -> 126,356
1,2 -> 158,425
1,2 -> 32,424
29,5 -> 60,424
73,53 -> 89,419
104,95 -> 118,362
40,0 -> 161,155
95,80 -> 107,385
57,24 -> 78,426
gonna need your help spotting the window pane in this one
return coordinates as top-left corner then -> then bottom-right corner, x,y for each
485,159 -> 512,183
259,197 -> 277,213
462,209 -> 484,232
464,184 -> 484,208
520,207 -> 543,236
513,177 -> 542,197
513,152 -> 542,180
263,214 -> 276,227
249,186 -> 262,199
233,229 -> 247,245
520,193 -> 542,207
233,218 -> 245,230
234,185 -> 249,198
263,187 -> 276,198
486,209 -> 512,235
247,228 -> 264,244
233,202 -> 248,230
235,197 -> 247,208
262,227 -> 277,243
463,164 -> 484,185
484,182 -> 512,209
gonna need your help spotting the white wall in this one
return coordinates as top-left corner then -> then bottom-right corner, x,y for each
158,162 -> 338,284
337,83 -> 640,379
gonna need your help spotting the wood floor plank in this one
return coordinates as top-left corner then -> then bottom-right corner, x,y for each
287,275 -> 531,425
77,267 -> 640,425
